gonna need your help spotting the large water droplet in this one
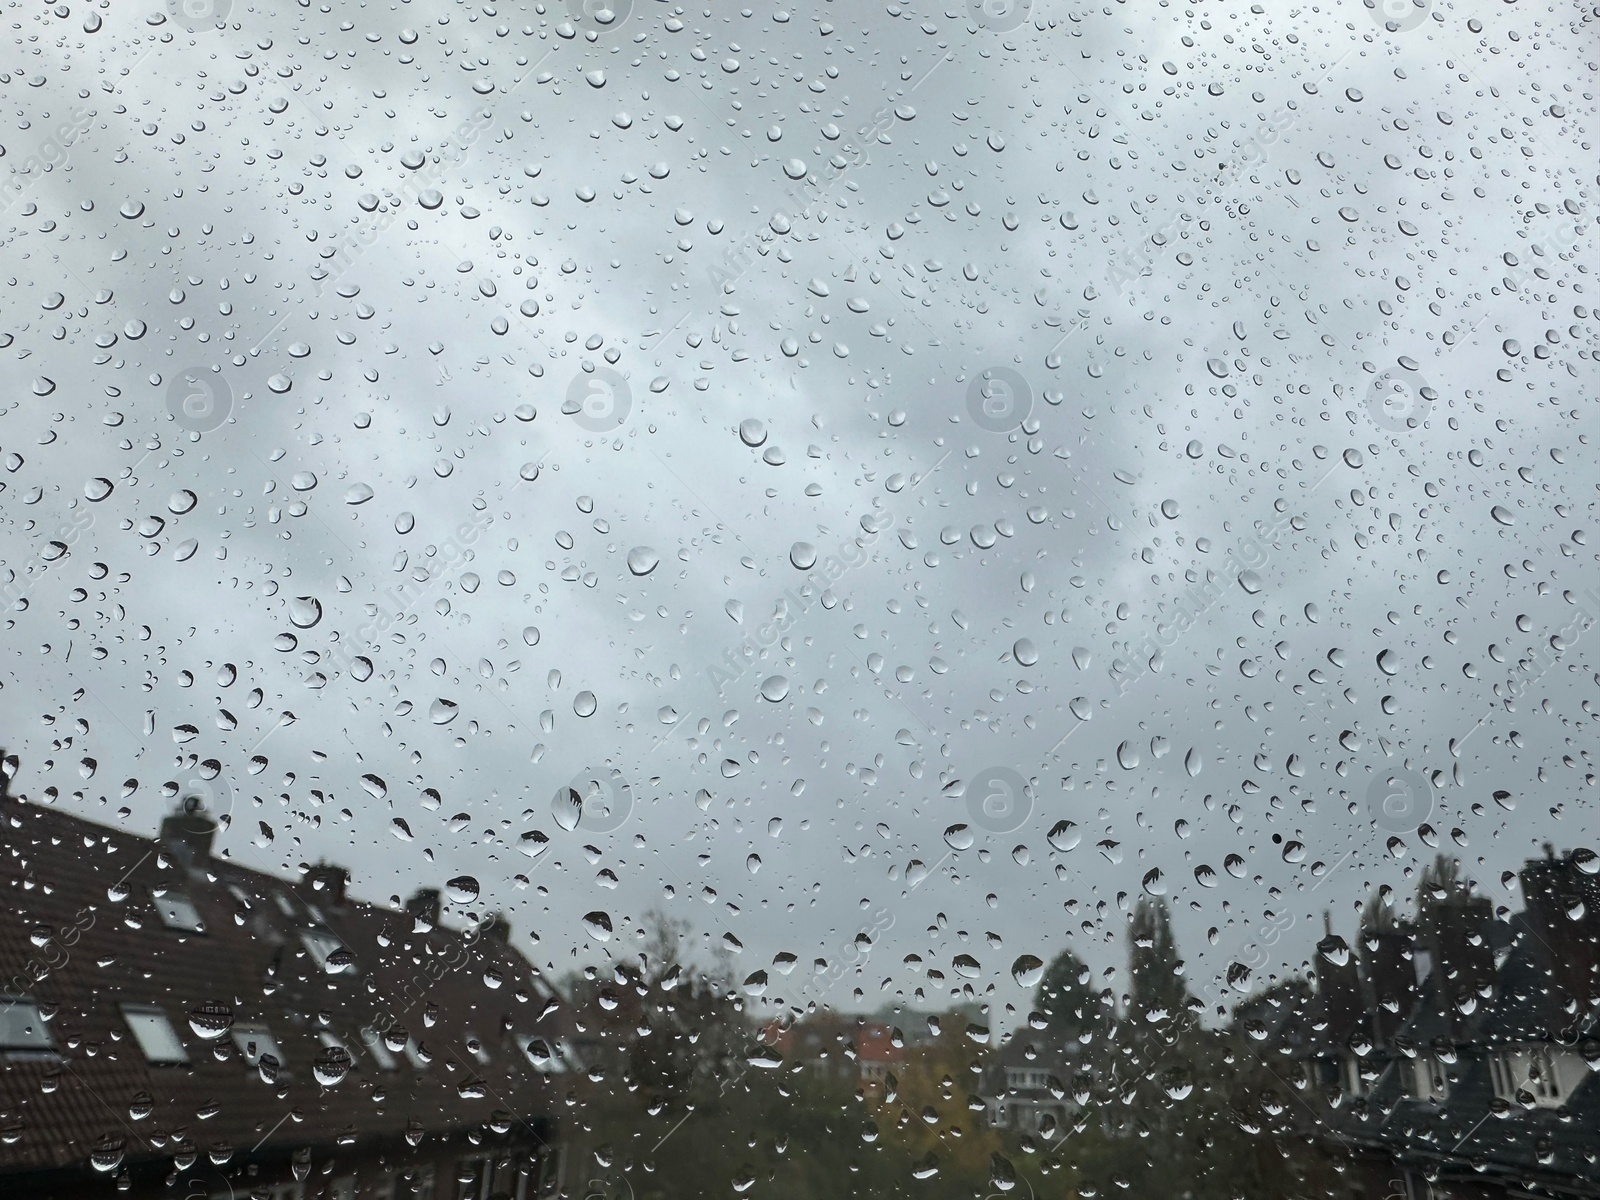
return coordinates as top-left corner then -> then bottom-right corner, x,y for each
1011,955 -> 1044,988
288,596 -> 323,628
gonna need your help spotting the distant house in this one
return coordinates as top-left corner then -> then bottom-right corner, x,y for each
0,762 -> 569,1199
977,1030 -> 1082,1135
760,1013 -> 904,1093
1256,847 -> 1600,1200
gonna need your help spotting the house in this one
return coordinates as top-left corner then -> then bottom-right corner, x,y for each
1257,847 -> 1600,1200
977,1029 -> 1082,1135
0,758 -> 570,1199
759,1013 -> 904,1093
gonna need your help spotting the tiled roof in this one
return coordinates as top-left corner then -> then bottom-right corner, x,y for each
0,784 -> 567,1179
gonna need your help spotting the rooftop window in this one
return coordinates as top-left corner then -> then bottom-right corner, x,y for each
153,890 -> 205,933
0,998 -> 54,1053
122,1005 -> 189,1066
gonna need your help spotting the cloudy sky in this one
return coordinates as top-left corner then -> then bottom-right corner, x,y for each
2,0 -> 1597,1035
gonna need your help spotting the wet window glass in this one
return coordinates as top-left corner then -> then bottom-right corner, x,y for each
2,1 -> 1597,1199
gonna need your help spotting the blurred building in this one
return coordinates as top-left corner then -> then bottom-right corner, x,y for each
0,762 -> 570,1199
977,1030 -> 1082,1135
759,1012 -> 904,1095
1254,847 -> 1600,1200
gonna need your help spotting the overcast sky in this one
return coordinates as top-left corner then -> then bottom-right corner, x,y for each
2,0 -> 1597,1036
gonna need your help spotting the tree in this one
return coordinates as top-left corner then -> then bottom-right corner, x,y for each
1034,947 -> 1104,1042
1127,897 -> 1189,1032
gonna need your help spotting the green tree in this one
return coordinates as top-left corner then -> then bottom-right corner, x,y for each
1127,896 -> 1190,1032
1033,947 -> 1104,1041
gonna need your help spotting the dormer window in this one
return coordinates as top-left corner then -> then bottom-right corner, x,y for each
1407,1055 -> 1448,1102
1491,1047 -> 1582,1109
1341,1054 -> 1368,1098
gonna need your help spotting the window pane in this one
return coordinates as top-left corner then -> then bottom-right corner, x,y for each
123,1008 -> 189,1066
0,1001 -> 53,1050
154,891 -> 205,933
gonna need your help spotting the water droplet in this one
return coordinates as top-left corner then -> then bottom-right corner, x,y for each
943,824 -> 975,850
1011,955 -> 1044,988
429,698 -> 459,725
288,596 -> 323,629
626,547 -> 660,576
446,875 -> 480,904
188,1004 -> 234,1040
1046,820 -> 1080,852
790,542 -> 817,570
574,690 -> 598,717
759,675 -> 790,702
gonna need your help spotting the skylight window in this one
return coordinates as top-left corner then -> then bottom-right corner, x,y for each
360,1027 -> 398,1071
0,999 -> 53,1052
154,890 -> 205,933
122,1005 -> 188,1065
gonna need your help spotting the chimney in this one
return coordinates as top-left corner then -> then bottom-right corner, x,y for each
1519,851 -> 1600,1027
306,863 -> 349,907
1315,937 -> 1362,1044
1419,894 -> 1496,1038
1360,925 -> 1419,1044
406,887 -> 441,930
159,793 -> 217,862
478,912 -> 511,943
